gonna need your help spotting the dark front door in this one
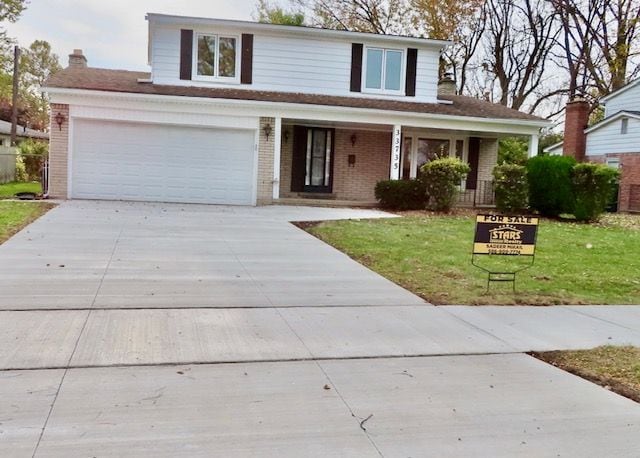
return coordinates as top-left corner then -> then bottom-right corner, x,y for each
291,126 -> 334,193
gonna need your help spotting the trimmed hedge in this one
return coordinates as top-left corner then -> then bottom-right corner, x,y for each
420,158 -> 470,212
572,163 -> 619,221
526,155 -> 576,217
374,179 -> 427,210
493,163 -> 528,213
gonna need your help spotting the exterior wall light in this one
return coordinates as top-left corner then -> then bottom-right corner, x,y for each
263,123 -> 272,140
54,112 -> 67,131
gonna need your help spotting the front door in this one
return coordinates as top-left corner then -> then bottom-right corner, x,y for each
304,128 -> 334,193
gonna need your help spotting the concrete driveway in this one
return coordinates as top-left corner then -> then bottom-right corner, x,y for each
1,201 -> 639,457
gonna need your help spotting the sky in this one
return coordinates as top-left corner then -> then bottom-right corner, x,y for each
5,0 -> 258,70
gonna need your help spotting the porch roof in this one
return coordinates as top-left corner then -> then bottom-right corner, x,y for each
45,67 -> 546,125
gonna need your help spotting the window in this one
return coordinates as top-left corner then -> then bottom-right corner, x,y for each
364,47 -> 404,93
195,33 -> 238,80
401,137 -> 412,179
416,138 -> 450,171
606,158 -> 620,169
621,118 -> 628,134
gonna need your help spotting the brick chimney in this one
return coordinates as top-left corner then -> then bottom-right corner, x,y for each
437,73 -> 457,96
563,97 -> 590,162
68,49 -> 87,68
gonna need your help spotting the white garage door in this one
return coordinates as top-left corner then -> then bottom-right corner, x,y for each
71,119 -> 256,205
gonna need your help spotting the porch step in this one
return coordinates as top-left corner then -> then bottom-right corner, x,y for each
274,198 -> 379,208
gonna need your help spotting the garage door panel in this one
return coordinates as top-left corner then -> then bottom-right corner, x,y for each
71,120 -> 256,205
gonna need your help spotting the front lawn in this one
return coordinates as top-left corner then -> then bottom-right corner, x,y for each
0,201 -> 53,244
308,212 -> 640,305
534,346 -> 640,403
0,181 -> 42,198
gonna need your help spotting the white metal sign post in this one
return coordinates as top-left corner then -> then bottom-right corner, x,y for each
390,124 -> 401,180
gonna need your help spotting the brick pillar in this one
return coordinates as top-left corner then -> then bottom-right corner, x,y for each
48,103 -> 69,199
563,98 -> 590,162
256,117 -> 275,205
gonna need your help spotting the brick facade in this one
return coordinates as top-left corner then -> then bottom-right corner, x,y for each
278,127 -> 391,201
256,117 -> 275,205
617,154 -> 640,212
48,103 -> 69,199
477,138 -> 498,182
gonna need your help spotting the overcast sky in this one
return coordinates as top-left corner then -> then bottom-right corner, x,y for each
5,0 -> 257,70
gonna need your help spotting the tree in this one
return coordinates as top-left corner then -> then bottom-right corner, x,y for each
256,0 -> 306,25
304,0 -> 408,34
551,0 -> 640,99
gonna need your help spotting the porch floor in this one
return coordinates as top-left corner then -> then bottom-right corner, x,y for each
273,197 -> 378,208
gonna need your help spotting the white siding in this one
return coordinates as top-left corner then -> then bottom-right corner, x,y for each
150,24 -> 440,103
604,82 -> 640,117
586,116 -> 640,155
414,47 -> 439,102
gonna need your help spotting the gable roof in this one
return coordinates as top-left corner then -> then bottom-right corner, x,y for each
146,13 -> 451,49
584,110 -> 640,134
44,67 -> 545,124
600,78 -> 640,103
0,119 -> 48,140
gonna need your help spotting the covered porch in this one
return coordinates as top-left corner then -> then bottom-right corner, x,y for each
270,118 -> 540,207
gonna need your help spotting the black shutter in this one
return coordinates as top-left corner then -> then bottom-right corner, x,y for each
241,34 -> 253,84
350,43 -> 363,92
405,48 -> 417,96
291,126 -> 307,192
466,137 -> 480,190
180,29 -> 193,80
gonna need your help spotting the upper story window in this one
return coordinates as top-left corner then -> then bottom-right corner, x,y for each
364,47 -> 404,94
194,33 -> 239,81
621,118 -> 628,134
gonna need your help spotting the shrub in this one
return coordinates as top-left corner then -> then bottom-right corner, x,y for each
492,163 -> 528,213
572,163 -> 619,222
526,155 -> 576,217
17,139 -> 48,181
419,158 -> 470,212
374,179 -> 428,210
14,156 -> 27,182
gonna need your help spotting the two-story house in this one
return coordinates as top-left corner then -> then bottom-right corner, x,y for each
43,13 -> 548,207
545,78 -> 640,211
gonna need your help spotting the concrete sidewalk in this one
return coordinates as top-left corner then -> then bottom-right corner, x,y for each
1,201 -> 639,457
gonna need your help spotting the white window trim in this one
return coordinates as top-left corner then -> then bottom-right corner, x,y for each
192,32 -> 241,84
402,132 -> 467,180
362,46 -> 405,96
621,118 -> 628,134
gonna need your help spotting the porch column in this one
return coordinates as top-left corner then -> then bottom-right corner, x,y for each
527,133 -> 539,158
390,124 -> 402,179
272,117 -> 282,199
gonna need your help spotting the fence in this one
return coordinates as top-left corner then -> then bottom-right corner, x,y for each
457,180 -> 495,207
0,153 -> 48,197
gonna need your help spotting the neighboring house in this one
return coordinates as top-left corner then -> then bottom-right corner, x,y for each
43,14 -> 548,206
545,78 -> 640,211
0,120 -> 49,184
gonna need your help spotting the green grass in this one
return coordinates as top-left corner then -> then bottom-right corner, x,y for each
535,346 -> 640,403
308,212 -> 640,305
0,181 -> 42,198
0,201 -> 53,244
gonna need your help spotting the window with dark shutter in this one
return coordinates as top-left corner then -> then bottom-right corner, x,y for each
180,29 -> 193,80
350,43 -> 363,92
290,126 -> 307,192
405,48 -> 417,96
241,34 -> 253,84
466,137 -> 480,190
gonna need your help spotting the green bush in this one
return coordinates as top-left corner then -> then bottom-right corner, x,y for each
419,158 -> 470,212
526,155 -> 576,217
493,163 -> 528,213
17,139 -> 48,181
14,156 -> 27,182
374,179 -> 428,210
572,163 -> 619,222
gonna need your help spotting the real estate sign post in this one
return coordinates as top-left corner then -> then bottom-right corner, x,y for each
472,214 -> 539,291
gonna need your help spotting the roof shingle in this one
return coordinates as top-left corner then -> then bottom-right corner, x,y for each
45,67 -> 544,123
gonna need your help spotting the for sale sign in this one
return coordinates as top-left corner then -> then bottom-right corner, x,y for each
473,214 -> 539,256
